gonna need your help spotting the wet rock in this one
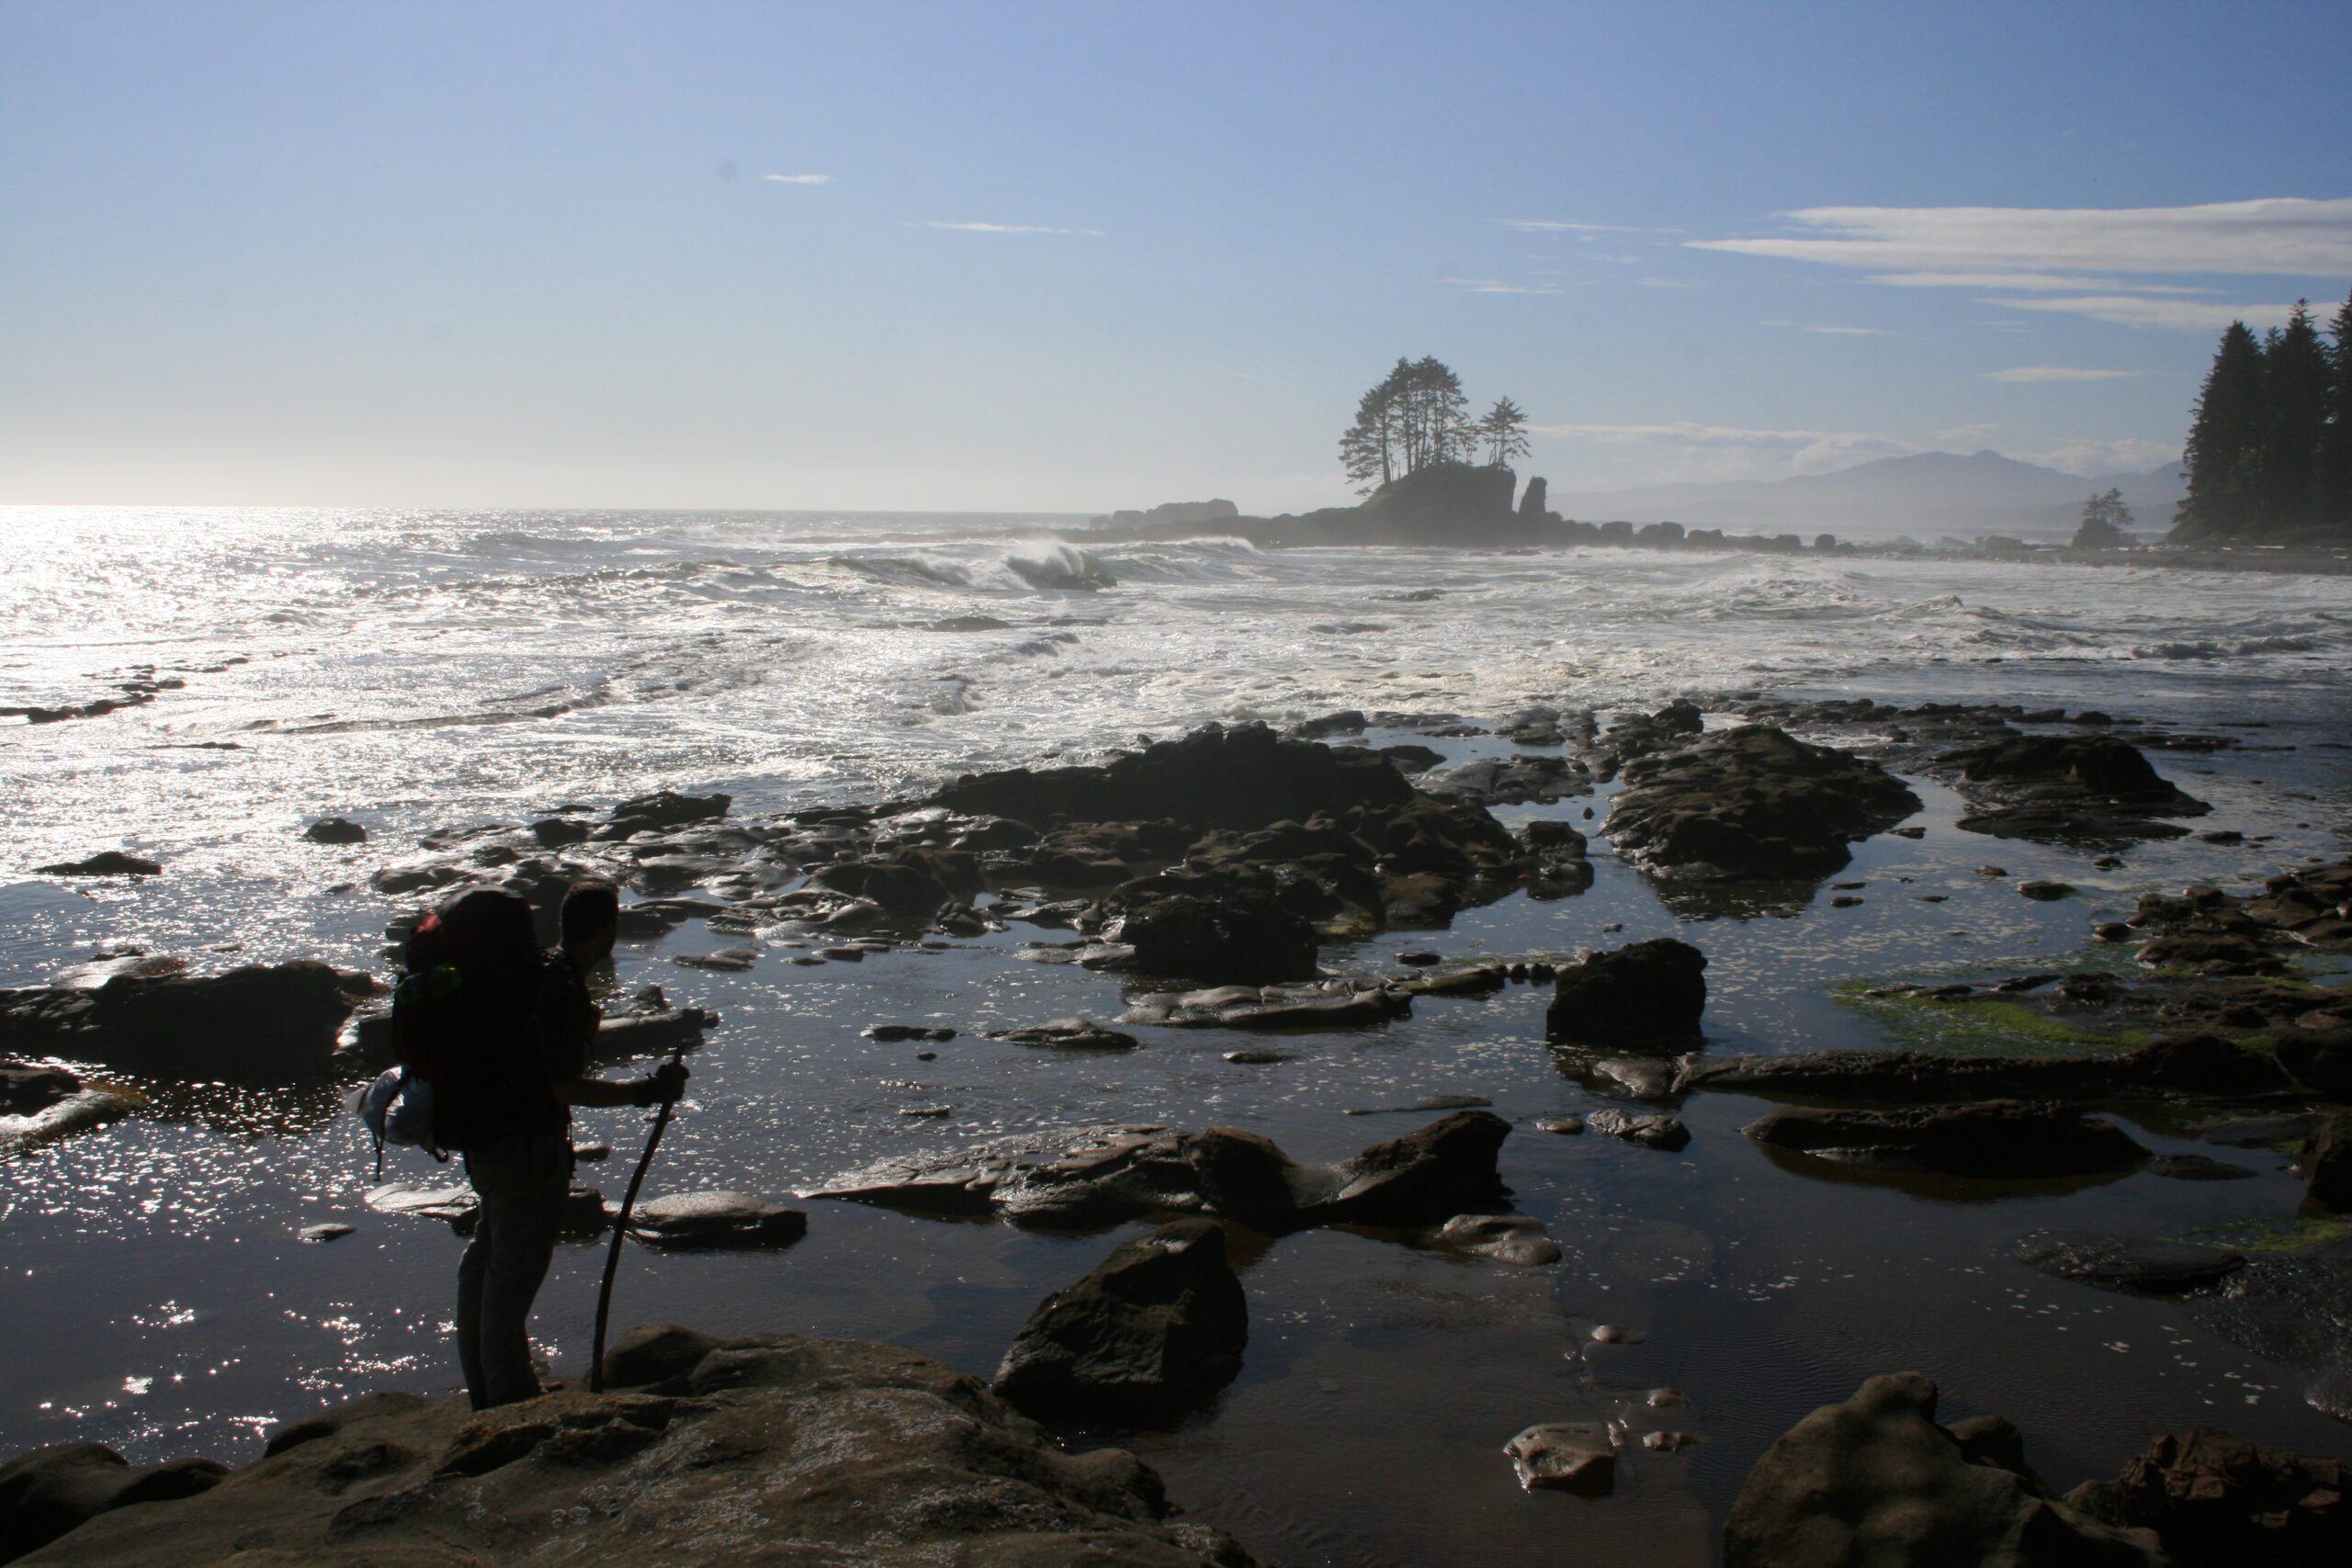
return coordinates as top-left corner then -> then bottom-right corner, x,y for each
1123,981 -> 1408,1031
1103,874 -> 1318,985
1222,1049 -> 1290,1064
1503,1424 -> 1616,1493
0,1443 -> 228,1562
1435,1213 -> 1560,1266
2277,1029 -> 2352,1099
2018,880 -> 2075,901
993,1218 -> 1248,1419
628,1191 -> 808,1249
2013,1231 -> 2246,1293
1723,1372 -> 2161,1567
1587,1109 -> 1690,1152
594,789 -> 732,840
1677,1036 -> 2290,1104
1938,733 -> 2210,847
932,721 -> 1414,830
298,1223 -> 356,1242
1545,938 -> 1707,1045
804,846 -> 978,918
1376,742 -> 1444,773
861,1023 -> 956,1043
2199,1111 -> 2324,1147
593,988 -> 718,1058
990,1018 -> 1141,1051
34,852 -> 162,877
0,962 -> 356,1082
301,818 -> 368,845
1605,726 -> 1919,881
2307,1115 -> 2352,1213
2144,1154 -> 2256,1180
1424,753 -> 1589,805
1745,1100 -> 2151,1179
1533,1114 -> 1585,1134
672,947 -> 757,972
16,1333 -> 1260,1568
0,1061 -> 78,1116
527,816 -> 590,848
1344,1093 -> 1493,1115
807,1111 -> 1510,1234
2066,1427 -> 2350,1567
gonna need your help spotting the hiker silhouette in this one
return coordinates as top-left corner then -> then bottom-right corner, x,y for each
394,882 -> 685,1410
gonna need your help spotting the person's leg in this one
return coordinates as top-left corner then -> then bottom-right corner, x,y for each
456,1188 -> 493,1409
463,1135 -> 570,1407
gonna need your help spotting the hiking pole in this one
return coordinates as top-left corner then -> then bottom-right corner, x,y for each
588,1044 -> 686,1394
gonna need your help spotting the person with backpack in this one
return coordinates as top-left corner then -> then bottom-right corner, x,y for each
393,883 -> 685,1410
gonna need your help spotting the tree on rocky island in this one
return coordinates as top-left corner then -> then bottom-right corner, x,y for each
2072,488 -> 2133,549
2173,298 -> 2352,545
1339,356 -> 1484,492
1476,397 -> 1532,468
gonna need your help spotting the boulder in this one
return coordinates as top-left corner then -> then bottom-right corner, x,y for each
594,789 -> 732,840
1722,1372 -> 2162,1566
628,1191 -> 808,1249
0,962 -> 356,1082
1545,939 -> 1707,1045
929,722 -> 1414,830
989,1018 -> 1141,1050
1605,726 -> 1919,880
2066,1427 -> 2349,1567
1745,1100 -> 2151,1179
2278,1029 -> 2352,1099
12,1333 -> 1260,1567
0,1061 -> 78,1117
2013,1231 -> 2246,1293
301,818 -> 368,845
808,1111 -> 1511,1234
33,852 -> 161,877
1938,733 -> 2210,846
1104,875 -> 1318,985
2307,1115 -> 2352,1213
993,1218 -> 1248,1419
0,1443 -> 226,1562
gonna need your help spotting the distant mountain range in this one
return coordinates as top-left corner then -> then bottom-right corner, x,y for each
1548,450 -> 2186,540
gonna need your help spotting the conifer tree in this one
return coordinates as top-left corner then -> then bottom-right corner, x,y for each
2259,302 -> 2331,530
2320,289 -> 2352,532
1338,356 -> 1485,491
1476,397 -> 1532,468
2071,488 -> 2132,549
2172,321 -> 2267,543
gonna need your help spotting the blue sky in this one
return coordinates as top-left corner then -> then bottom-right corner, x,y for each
4,0 -> 2348,510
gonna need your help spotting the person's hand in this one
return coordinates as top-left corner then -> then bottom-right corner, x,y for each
639,1060 -> 689,1106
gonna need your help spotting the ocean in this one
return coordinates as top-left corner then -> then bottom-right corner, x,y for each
4,506 -> 2350,1565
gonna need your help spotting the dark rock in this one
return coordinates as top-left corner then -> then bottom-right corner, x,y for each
1503,1424 -> 1615,1492
805,845 -> 979,918
1723,1372 -> 2161,1567
931,722 -> 1413,831
1436,1213 -> 1560,1265
0,1061 -> 79,1116
2066,1427 -> 2349,1567
299,1223 -> 356,1242
0,962 -> 356,1082
1376,743 -> 1444,773
1745,1100 -> 2151,1179
1939,733 -> 2210,846
302,818 -> 368,845
1343,1093 -> 1493,1115
2308,1115 -> 2352,1213
2277,1029 -> 2352,1098
34,852 -> 161,877
1545,938 -> 1707,1045
2013,1230 -> 2245,1292
672,947 -> 757,972
24,1334 -> 1257,1568
1222,1050 -> 1290,1064
527,817 -> 590,848
1103,873 -> 1318,985
1587,1108 -> 1690,1151
993,1218 -> 1248,1419
807,1111 -> 1510,1234
1533,1114 -> 1585,1134
2018,880 -> 2075,901
1677,1036 -> 2290,1104
1605,726 -> 1919,880
594,789 -> 732,840
628,1191 -> 808,1249
990,1018 -> 1141,1050
0,1443 -> 227,1562
2144,1154 -> 2256,1180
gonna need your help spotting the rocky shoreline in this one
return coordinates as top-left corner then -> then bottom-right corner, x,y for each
5,691 -> 2350,1564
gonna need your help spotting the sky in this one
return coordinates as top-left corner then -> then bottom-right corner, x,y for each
3,0 -> 2349,512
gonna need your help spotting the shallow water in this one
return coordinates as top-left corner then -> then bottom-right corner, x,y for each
3,507 -> 2350,1565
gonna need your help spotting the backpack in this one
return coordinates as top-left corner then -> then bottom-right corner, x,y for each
374,887 -> 558,1156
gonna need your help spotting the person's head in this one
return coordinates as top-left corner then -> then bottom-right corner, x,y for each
560,881 -> 620,966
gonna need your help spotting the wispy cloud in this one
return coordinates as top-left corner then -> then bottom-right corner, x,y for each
1868,271 -> 2208,293
1990,296 -> 2305,331
922,220 -> 1104,236
1979,366 -> 2143,382
1499,219 -> 1668,233
1761,320 -> 1885,335
1443,276 -> 1560,295
760,174 -> 832,185
1690,197 -> 2352,277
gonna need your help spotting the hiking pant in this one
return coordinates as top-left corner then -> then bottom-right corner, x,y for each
458,1133 -> 571,1409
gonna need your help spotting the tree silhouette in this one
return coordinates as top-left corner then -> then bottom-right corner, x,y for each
1476,397 -> 1532,468
1339,357 -> 1503,492
2072,489 -> 2132,549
